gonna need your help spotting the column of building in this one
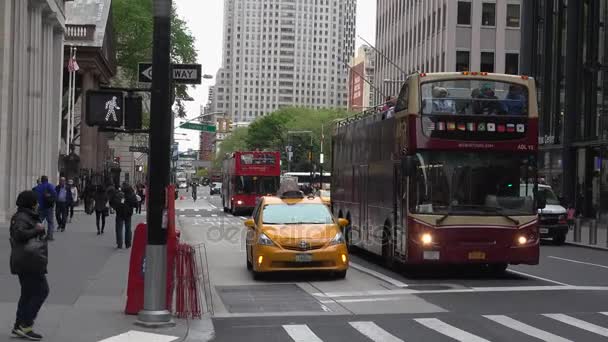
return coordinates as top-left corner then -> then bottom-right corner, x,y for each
0,0 -> 64,223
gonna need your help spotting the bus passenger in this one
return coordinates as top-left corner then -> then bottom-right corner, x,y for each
501,85 -> 526,115
472,83 -> 501,114
431,87 -> 456,114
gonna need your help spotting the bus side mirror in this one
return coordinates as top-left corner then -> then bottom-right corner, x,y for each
402,156 -> 415,177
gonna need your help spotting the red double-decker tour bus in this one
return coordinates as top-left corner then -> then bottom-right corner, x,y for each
332,72 -> 541,272
222,151 -> 281,215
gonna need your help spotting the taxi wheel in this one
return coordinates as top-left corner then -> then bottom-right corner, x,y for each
488,263 -> 508,275
334,270 -> 347,279
252,269 -> 264,280
246,248 -> 253,270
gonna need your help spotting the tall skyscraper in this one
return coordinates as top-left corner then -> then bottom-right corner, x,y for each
375,0 -> 522,102
213,0 -> 357,122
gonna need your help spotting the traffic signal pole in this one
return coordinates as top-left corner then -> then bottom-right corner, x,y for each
136,0 -> 174,327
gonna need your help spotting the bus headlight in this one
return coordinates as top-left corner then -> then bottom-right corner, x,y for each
421,233 -> 433,245
237,200 -> 244,205
517,236 -> 528,245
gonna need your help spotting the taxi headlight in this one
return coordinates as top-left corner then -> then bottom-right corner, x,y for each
329,232 -> 345,245
257,233 -> 275,246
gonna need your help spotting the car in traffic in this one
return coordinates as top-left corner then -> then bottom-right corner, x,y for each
210,182 -> 221,195
524,184 -> 568,245
244,182 -> 349,279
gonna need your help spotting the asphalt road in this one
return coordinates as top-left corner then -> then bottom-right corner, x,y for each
176,191 -> 608,342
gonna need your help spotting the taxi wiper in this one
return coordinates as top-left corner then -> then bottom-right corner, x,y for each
492,207 -> 520,225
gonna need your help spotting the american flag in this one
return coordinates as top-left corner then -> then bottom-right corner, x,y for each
67,56 -> 79,72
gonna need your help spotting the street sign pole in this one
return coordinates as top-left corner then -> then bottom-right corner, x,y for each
137,0 -> 174,327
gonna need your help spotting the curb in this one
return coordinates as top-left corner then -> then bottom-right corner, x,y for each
565,241 -> 608,251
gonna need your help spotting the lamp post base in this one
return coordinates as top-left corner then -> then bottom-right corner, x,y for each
135,310 -> 175,328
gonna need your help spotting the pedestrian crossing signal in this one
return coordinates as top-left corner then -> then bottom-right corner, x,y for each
86,90 -> 124,127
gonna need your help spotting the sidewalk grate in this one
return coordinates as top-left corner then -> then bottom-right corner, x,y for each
216,284 -> 326,313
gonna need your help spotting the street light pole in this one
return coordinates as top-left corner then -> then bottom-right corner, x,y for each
137,0 -> 174,327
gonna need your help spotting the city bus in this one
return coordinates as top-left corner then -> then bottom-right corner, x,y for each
332,72 -> 542,272
222,151 -> 281,215
282,172 -> 331,188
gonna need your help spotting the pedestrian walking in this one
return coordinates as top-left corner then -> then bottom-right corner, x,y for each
9,190 -> 49,340
32,176 -> 56,241
68,179 -> 78,223
111,183 -> 138,249
106,183 -> 116,215
54,177 -> 73,232
94,185 -> 109,235
136,184 -> 145,214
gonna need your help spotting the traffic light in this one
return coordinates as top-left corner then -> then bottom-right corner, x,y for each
227,119 -> 233,132
125,94 -> 143,130
86,90 -> 124,127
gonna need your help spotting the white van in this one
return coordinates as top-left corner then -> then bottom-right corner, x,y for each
521,184 -> 568,245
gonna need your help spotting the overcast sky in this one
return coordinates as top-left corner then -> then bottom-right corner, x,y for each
174,0 -> 377,150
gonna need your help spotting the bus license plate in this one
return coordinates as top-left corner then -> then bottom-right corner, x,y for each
540,228 -> 549,234
295,254 -> 313,262
468,251 -> 486,260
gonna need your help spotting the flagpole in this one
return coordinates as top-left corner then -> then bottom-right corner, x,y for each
66,46 -> 73,153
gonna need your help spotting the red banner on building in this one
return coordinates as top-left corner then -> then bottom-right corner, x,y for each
348,62 -> 365,112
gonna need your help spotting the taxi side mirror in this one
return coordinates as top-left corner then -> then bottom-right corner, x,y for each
338,218 -> 349,227
244,219 -> 256,229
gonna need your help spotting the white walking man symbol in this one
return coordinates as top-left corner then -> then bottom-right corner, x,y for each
105,96 -> 120,122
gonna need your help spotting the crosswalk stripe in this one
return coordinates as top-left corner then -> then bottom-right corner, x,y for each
414,318 -> 491,342
543,314 -> 608,337
349,321 -> 404,342
283,325 -> 323,342
484,315 -> 573,342
601,312 -> 608,316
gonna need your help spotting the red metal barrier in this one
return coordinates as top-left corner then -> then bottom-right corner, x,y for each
175,243 -> 202,319
124,184 -> 179,315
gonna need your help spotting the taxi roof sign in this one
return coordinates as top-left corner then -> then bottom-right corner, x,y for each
278,179 -> 304,199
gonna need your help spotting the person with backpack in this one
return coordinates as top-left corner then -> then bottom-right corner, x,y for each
68,179 -> 78,223
9,190 -> 49,340
94,185 -> 109,235
54,177 -> 73,232
111,183 -> 138,249
33,176 -> 56,241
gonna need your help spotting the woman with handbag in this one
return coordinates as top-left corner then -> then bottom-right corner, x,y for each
94,185 -> 109,235
9,190 -> 49,340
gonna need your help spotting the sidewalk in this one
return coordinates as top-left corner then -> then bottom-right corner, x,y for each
0,211 -> 213,342
566,220 -> 608,250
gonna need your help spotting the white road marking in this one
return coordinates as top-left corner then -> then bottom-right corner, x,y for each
484,315 -> 573,342
209,204 -> 217,209
212,214 -> 218,217
548,256 -> 608,270
283,325 -> 323,342
98,330 -> 178,342
543,313 -> 608,337
601,312 -> 608,316
195,215 -> 201,218
349,262 -> 408,288
207,209 -> 213,212
194,209 -> 199,212
336,296 -> 412,303
507,269 -> 571,286
240,216 -> 247,220
349,322 -> 404,342
414,318 -> 491,342
312,285 -> 608,298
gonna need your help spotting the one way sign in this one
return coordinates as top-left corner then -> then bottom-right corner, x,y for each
138,63 -> 202,85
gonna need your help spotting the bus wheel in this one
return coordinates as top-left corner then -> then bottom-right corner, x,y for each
382,225 -> 395,269
553,234 -> 566,245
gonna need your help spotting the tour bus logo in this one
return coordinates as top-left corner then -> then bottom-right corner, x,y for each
517,124 -> 526,133
497,124 -> 506,133
487,123 -> 496,132
447,122 -> 456,131
437,122 -> 446,131
457,123 -> 466,131
477,123 -> 487,132
466,122 -> 476,132
506,123 -> 516,133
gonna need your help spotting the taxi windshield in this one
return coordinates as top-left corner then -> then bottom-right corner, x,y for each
262,204 -> 333,224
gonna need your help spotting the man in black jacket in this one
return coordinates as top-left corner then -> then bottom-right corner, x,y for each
9,191 -> 48,340
111,183 -> 139,249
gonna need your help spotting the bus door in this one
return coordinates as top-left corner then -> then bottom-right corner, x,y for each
394,162 -> 405,260
358,165 -> 369,243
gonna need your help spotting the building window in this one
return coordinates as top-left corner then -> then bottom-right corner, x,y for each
457,1 -> 471,25
482,3 -> 496,26
456,51 -> 470,71
505,53 -> 519,75
506,4 -> 520,28
481,52 -> 495,72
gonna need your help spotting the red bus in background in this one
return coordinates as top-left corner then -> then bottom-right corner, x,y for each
222,151 -> 281,215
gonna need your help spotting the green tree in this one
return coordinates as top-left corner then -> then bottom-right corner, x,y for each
213,127 -> 249,168
112,0 -> 197,118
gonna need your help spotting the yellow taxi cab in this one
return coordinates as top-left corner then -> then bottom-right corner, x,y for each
244,182 -> 349,279
316,189 -> 331,206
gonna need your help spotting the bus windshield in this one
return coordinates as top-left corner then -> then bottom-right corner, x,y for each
410,152 -> 537,216
421,79 -> 529,116
235,176 -> 279,195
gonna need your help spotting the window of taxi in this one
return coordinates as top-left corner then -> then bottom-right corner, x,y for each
262,204 -> 333,224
